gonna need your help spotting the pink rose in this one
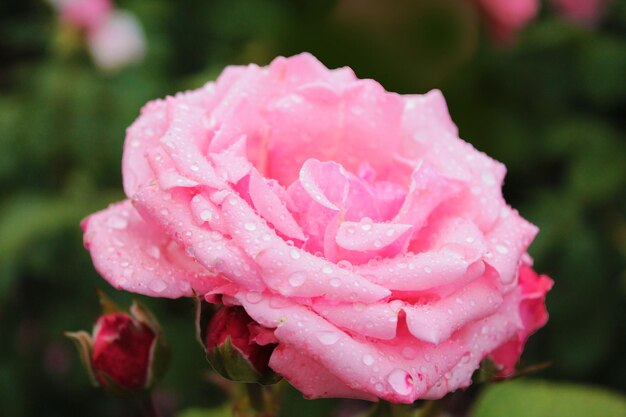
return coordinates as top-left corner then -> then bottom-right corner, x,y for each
83,53 -> 551,402
475,0 -> 539,42
54,0 -> 112,31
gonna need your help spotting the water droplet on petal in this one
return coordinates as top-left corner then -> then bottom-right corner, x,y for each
107,216 -> 128,230
495,244 -> 509,254
146,245 -> 161,259
288,272 -> 306,287
362,354 -> 375,366
246,291 -> 263,304
289,249 -> 301,259
387,369 -> 413,396
423,266 -> 432,274
329,278 -> 341,288
322,266 -> 333,274
149,279 -> 167,293
401,347 -> 417,359
244,223 -> 257,231
316,331 -> 340,345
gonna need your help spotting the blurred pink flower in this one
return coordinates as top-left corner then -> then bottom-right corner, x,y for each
87,11 -> 146,71
476,0 -> 539,42
82,53 -> 551,403
54,0 -> 112,31
553,0 -> 607,26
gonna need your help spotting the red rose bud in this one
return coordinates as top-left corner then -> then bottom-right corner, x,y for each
66,293 -> 169,395
200,305 -> 279,385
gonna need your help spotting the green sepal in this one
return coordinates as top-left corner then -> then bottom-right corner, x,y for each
130,300 -> 163,334
97,289 -> 123,315
206,336 -> 281,386
64,330 -> 98,387
145,330 -> 171,389
473,358 -> 501,384
194,296 -> 213,348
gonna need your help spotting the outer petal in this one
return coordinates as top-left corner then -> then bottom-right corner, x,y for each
83,200 -> 224,297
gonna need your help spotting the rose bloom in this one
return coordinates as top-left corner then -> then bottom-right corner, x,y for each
83,54 -> 552,403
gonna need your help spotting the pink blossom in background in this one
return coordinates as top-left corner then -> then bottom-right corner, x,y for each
87,11 -> 146,72
54,0 -> 112,31
82,54 -> 552,403
476,0 -> 539,42
553,0 -> 607,26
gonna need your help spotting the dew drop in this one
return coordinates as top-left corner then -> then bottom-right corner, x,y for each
146,245 -> 161,259
362,354 -> 375,366
288,272 -> 306,287
244,223 -> 257,231
200,210 -> 212,222
495,244 -> 509,254
246,291 -> 263,304
329,278 -> 341,288
387,369 -> 413,396
322,265 -> 333,274
401,347 -> 417,359
316,331 -> 340,345
289,249 -> 301,260
149,279 -> 167,293
423,266 -> 432,274
107,216 -> 128,230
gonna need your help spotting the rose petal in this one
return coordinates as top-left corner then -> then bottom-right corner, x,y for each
249,168 -> 306,241
83,200 -> 224,298
404,279 -> 504,345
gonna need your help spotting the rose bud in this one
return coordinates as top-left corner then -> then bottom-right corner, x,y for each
197,303 -> 280,385
65,292 -> 169,395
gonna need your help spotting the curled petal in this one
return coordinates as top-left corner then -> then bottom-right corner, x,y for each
83,200 -> 224,298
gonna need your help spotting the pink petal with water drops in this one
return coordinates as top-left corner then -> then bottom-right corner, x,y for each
392,162 -> 461,231
209,135 -> 252,184
404,279 -> 504,345
354,249 -> 482,292
132,186 -> 265,291
122,99 -> 171,197
484,206 -> 538,285
336,220 -> 413,252
83,200 -> 225,298
249,168 -> 306,242
270,346 -> 378,401
298,159 -> 348,211
219,193 -> 390,303
313,300 -> 403,340
145,147 -> 199,190
159,97 -> 226,189
189,192 -> 228,234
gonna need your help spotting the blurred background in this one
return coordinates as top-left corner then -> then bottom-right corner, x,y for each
0,0 -> 625,416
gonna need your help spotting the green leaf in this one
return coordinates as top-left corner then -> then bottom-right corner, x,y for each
472,380 -> 626,417
177,405 -> 232,417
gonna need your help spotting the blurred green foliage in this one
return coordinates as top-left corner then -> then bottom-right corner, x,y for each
472,380 -> 626,417
0,0 -> 625,416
